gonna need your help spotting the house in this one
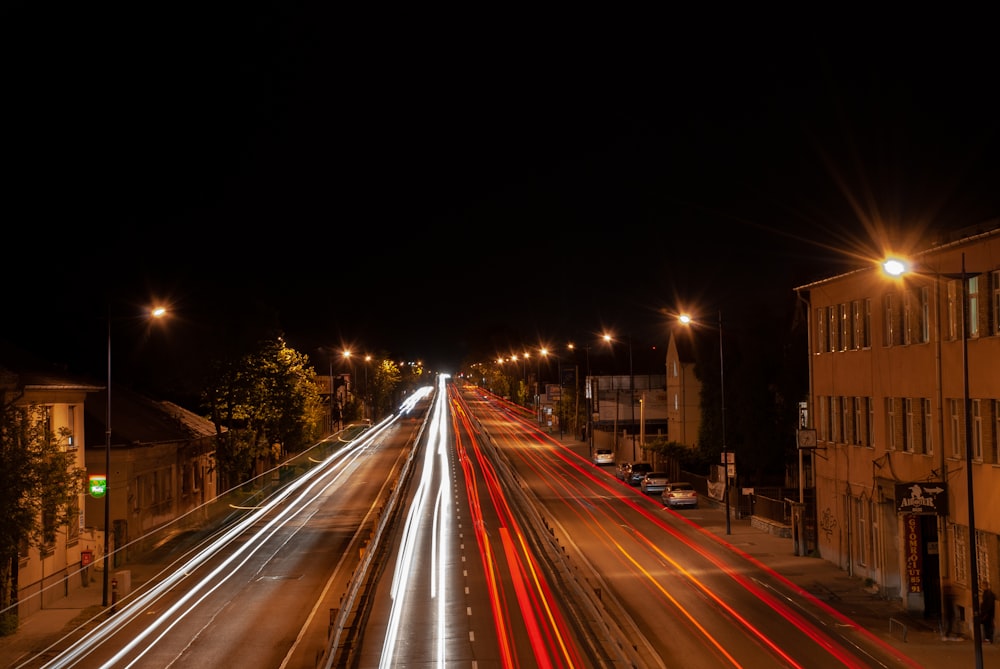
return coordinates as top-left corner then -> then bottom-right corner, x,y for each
83,385 -> 218,569
794,222 -> 1000,633
0,343 -> 101,617
665,331 -> 701,449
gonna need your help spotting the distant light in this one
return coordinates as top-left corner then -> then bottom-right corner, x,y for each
678,314 -> 692,325
151,306 -> 167,318
883,258 -> 907,276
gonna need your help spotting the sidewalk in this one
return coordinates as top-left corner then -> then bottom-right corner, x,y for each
3,444 -> 996,669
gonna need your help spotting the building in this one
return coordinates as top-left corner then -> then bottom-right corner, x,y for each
794,222 -> 1000,633
83,385 -> 218,566
0,343 -> 101,618
665,332 -> 701,449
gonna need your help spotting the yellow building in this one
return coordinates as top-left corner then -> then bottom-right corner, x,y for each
795,222 -> 1000,633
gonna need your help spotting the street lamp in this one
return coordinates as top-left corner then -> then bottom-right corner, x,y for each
678,311 -> 731,535
885,253 -> 983,666
342,350 -> 372,422
103,304 -> 167,608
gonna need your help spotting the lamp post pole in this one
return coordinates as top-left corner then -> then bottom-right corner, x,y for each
629,335 -> 635,461
719,310 -> 731,535
102,314 -> 112,607
885,253 -> 982,664
957,254 -> 984,668
102,305 -> 167,607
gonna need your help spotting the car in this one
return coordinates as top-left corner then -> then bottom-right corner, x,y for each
615,461 -> 632,481
639,471 -> 670,495
592,448 -> 614,466
661,481 -> 698,509
626,462 -> 653,486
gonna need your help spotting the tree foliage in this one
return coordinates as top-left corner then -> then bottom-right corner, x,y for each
0,401 -> 84,619
201,335 -> 324,490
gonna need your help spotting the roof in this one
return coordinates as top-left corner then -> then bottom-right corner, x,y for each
85,386 -> 216,447
0,340 -> 102,393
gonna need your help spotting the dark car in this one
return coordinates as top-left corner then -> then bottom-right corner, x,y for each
661,481 -> 699,509
626,462 -> 653,486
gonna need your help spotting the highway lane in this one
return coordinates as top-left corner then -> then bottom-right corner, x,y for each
466,385 -> 923,669
19,404 -> 431,669
354,376 -> 599,668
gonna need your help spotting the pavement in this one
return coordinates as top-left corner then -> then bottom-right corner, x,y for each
3,445 -> 997,668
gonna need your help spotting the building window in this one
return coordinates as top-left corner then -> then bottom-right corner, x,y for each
973,399 -> 983,460
954,525 -> 969,585
856,497 -> 868,567
843,396 -> 855,445
839,303 -> 849,351
883,293 -> 895,347
991,270 -> 1000,336
862,298 -> 872,348
815,307 -> 826,354
851,300 -> 862,350
828,306 -> 838,352
903,289 -> 914,345
64,404 -> 76,448
818,395 -> 828,441
968,274 -> 981,338
947,279 -> 960,341
992,399 -> 1000,465
922,398 -> 934,455
866,397 -> 875,448
919,286 -> 931,343
905,398 -> 916,453
886,397 -> 898,450
830,396 -> 840,442
950,399 -> 962,458
853,397 -> 864,446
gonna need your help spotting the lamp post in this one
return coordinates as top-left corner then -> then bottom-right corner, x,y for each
885,253 -> 983,666
603,333 -> 635,460
678,311 -> 730,535
103,305 -> 167,608
569,342 -> 592,446
342,350 -> 372,422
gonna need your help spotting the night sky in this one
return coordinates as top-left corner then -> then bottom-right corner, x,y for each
5,9 -> 1000,390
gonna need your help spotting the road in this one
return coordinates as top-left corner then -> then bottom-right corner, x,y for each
16,402 -> 431,669
358,381 -> 924,668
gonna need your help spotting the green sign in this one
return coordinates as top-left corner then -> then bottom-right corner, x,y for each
89,475 -> 107,498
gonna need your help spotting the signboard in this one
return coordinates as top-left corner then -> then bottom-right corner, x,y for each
797,429 -> 818,449
81,550 -> 93,567
904,514 -> 923,593
89,475 -> 107,498
894,482 -> 948,515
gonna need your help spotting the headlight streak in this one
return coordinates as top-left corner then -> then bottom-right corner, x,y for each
380,377 -> 451,669
452,389 -> 582,669
475,397 -> 912,669
40,419 -> 398,669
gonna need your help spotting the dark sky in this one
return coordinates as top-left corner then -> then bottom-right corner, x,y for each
5,9 -> 1000,385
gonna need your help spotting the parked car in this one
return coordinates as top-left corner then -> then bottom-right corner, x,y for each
626,462 -> 653,486
592,448 -> 614,465
615,462 -> 632,481
661,481 -> 698,509
639,471 -> 670,495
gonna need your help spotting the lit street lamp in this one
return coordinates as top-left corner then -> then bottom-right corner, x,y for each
103,304 -> 167,608
342,350 -> 373,422
678,311 -> 731,535
885,253 -> 984,667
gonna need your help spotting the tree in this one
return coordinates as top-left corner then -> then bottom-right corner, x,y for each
201,336 -> 324,490
0,402 -> 84,632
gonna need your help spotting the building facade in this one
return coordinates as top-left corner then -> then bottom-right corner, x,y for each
795,223 -> 1000,632
0,346 -> 101,618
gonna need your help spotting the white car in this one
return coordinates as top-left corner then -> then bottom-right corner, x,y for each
639,471 -> 670,495
592,448 -> 614,465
